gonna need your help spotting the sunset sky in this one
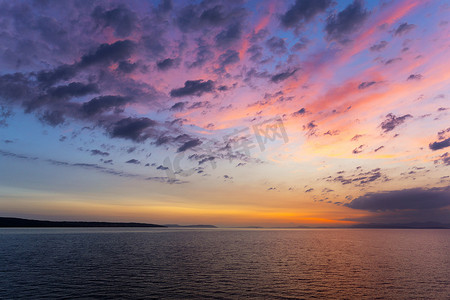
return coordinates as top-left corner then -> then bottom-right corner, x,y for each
0,0 -> 449,227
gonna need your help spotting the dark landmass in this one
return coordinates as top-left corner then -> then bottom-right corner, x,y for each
164,224 -> 217,228
350,222 -> 450,229
0,217 -> 166,228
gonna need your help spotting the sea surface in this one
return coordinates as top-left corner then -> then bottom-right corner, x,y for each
0,228 -> 449,299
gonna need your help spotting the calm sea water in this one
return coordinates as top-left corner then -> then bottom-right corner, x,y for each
0,228 -> 449,299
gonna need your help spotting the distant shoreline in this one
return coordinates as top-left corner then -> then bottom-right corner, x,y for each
0,217 -> 166,228
1,217 -> 448,229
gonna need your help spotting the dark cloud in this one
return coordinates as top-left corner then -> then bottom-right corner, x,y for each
117,61 -> 138,73
434,152 -> 450,166
271,69 -> 298,83
345,187 -> 450,212
170,80 -> 215,97
218,50 -> 240,68
170,102 -> 186,111
189,40 -> 214,68
280,0 -> 333,28
291,38 -> 309,51
79,40 -> 135,67
157,58 -> 176,71
142,33 -> 166,56
90,149 -> 109,156
110,117 -> 156,141
325,0 -> 369,41
39,110 -> 65,126
266,37 -> 287,54
407,74 -> 422,81
0,73 -> 33,102
429,138 -> 450,151
351,134 -> 363,141
324,130 -> 340,136
374,146 -> 384,152
215,23 -> 242,47
176,3 -> 245,32
35,40 -> 135,87
326,167 -> 388,186
437,128 -> 450,140
358,81 -> 377,89
369,40 -> 388,52
81,95 -> 130,116
293,108 -> 306,116
48,82 -> 98,100
352,144 -> 365,154
247,44 -> 263,62
380,113 -> 412,133
150,136 -> 168,147
393,22 -> 416,36
92,5 -> 137,38
385,58 -> 402,65
188,101 -> 209,109
36,64 -> 78,87
0,106 -> 13,127
177,138 -> 202,152
126,159 -> 140,164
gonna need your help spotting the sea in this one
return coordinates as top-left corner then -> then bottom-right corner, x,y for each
0,228 -> 449,299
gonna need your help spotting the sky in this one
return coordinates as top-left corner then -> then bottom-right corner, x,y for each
0,0 -> 449,227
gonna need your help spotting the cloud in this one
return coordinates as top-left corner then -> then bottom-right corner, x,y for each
325,0 -> 369,41
293,108 -> 306,116
266,37 -> 287,54
437,128 -> 450,140
81,95 -> 131,116
170,102 -> 186,111
177,138 -> 202,152
352,144 -> 365,154
280,0 -> 333,28
271,69 -> 298,83
215,23 -> 242,47
176,3 -> 246,32
110,117 -> 156,141
90,149 -> 109,156
35,40 -> 135,87
117,61 -> 138,73
358,81 -> 377,89
79,40 -> 135,67
326,167 -> 388,186
369,40 -> 388,52
218,50 -> 240,68
36,64 -> 78,87
157,58 -> 176,71
393,22 -> 416,36
407,74 -> 422,81
351,134 -> 363,141
91,5 -> 137,38
125,159 -> 140,164
380,113 -> 412,133
374,146 -> 384,152
385,57 -> 402,65
39,110 -> 65,126
1,149 -> 181,184
429,138 -> 450,151
188,101 -> 209,109
48,82 -> 99,100
434,152 -> 450,166
170,80 -> 215,97
345,187 -> 450,212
